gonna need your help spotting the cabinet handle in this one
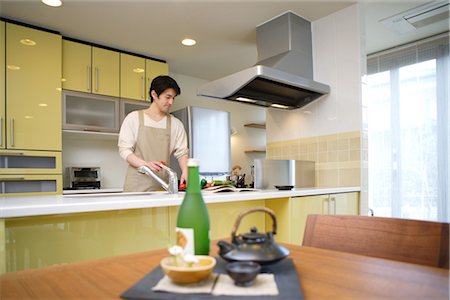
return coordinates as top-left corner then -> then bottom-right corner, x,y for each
141,76 -> 145,99
95,67 -> 99,92
331,197 -> 336,215
1,152 -> 24,156
10,117 -> 14,147
87,66 -> 91,91
322,196 -> 329,214
147,78 -> 150,101
0,177 -> 25,181
0,116 -> 3,146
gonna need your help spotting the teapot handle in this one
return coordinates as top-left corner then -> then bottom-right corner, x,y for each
231,207 -> 277,239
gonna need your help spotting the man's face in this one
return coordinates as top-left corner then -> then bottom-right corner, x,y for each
152,88 -> 177,113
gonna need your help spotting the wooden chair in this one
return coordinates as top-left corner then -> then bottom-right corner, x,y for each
302,214 -> 449,268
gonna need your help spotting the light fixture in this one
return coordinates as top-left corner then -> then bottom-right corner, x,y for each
42,0 -> 62,7
24,115 -> 34,119
181,38 -> 196,46
380,1 -> 449,34
235,97 -> 257,103
270,103 -> 290,109
38,103 -> 48,107
20,39 -> 36,46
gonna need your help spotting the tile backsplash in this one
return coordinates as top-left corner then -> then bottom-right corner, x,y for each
266,131 -> 361,187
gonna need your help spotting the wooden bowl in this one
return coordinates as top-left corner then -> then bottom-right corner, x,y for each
160,255 -> 216,284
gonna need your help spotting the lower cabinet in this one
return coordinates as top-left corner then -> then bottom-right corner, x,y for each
266,192 -> 359,245
0,150 -> 62,196
0,175 -> 62,196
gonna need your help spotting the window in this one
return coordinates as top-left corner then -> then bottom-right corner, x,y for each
367,34 -> 449,222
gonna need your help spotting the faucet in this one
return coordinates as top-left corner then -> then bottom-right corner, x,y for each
137,164 -> 178,194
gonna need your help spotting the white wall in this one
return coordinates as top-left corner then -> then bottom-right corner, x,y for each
266,4 -> 363,142
62,72 -> 267,188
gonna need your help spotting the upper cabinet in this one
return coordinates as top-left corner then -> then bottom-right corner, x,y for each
120,53 -> 146,101
5,23 -> 62,151
1,21 -> 5,149
120,53 -> 168,102
62,40 -> 120,97
145,59 -> 168,101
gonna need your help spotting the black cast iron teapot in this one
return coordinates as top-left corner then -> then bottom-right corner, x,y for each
217,207 -> 289,265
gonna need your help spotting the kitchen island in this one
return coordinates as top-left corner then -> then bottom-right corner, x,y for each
0,187 -> 359,273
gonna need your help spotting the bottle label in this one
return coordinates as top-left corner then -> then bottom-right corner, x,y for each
175,227 -> 195,255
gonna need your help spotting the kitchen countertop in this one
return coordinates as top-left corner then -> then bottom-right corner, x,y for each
0,187 -> 360,219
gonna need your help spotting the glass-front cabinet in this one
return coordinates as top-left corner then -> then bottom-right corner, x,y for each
63,91 -> 120,133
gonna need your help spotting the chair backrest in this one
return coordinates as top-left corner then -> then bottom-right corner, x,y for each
302,214 -> 449,268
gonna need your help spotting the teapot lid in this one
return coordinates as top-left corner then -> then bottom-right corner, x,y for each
241,227 -> 266,244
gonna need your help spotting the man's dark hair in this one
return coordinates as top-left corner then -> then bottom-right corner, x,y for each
149,75 -> 181,102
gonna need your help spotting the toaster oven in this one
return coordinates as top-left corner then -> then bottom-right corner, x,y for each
65,167 -> 101,189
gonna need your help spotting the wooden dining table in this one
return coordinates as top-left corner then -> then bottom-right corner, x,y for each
1,244 -> 448,299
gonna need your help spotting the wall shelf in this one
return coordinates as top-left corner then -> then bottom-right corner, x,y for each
244,123 -> 266,129
244,150 -> 266,153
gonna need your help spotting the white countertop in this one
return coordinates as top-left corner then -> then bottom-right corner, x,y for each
0,187 -> 360,219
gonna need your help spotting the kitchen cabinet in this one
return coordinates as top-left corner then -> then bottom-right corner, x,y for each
62,40 -> 120,97
120,53 -> 146,101
0,174 -> 62,196
5,23 -> 61,151
120,55 -> 168,102
1,21 -> 5,149
120,98 -> 149,123
0,150 -> 61,175
63,90 -> 120,133
266,192 -> 359,245
145,59 -> 168,101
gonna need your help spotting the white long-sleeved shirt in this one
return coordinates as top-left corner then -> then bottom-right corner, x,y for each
118,111 -> 189,161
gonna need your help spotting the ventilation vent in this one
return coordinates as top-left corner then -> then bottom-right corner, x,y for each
380,1 -> 449,34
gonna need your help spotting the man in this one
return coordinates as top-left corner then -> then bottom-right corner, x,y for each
118,75 -> 188,192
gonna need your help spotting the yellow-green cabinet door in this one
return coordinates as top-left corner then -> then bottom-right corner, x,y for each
62,40 -> 92,93
0,21 -> 5,149
6,23 -> 62,151
290,195 -> 329,245
333,192 -> 359,215
120,53 -> 146,101
145,59 -> 168,101
92,47 -> 119,97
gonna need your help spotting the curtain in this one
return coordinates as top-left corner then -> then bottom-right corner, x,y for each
367,33 -> 449,222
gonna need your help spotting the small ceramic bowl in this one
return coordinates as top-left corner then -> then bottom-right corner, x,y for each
226,261 -> 261,287
160,255 -> 216,284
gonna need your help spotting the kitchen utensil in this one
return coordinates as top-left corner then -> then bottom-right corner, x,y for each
226,261 -> 261,287
217,207 -> 289,265
160,255 -> 216,284
275,185 -> 294,190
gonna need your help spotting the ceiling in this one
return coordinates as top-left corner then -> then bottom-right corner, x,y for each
0,0 -> 448,81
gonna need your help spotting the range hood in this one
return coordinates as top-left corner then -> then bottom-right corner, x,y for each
198,11 -> 330,110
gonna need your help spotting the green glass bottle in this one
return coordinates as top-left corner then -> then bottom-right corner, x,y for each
176,159 -> 210,255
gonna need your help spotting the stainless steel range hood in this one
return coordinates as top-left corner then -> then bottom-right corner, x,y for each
198,11 -> 330,110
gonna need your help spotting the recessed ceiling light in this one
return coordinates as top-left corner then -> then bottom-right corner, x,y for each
181,38 -> 196,46
42,0 -> 62,7
20,39 -> 36,46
